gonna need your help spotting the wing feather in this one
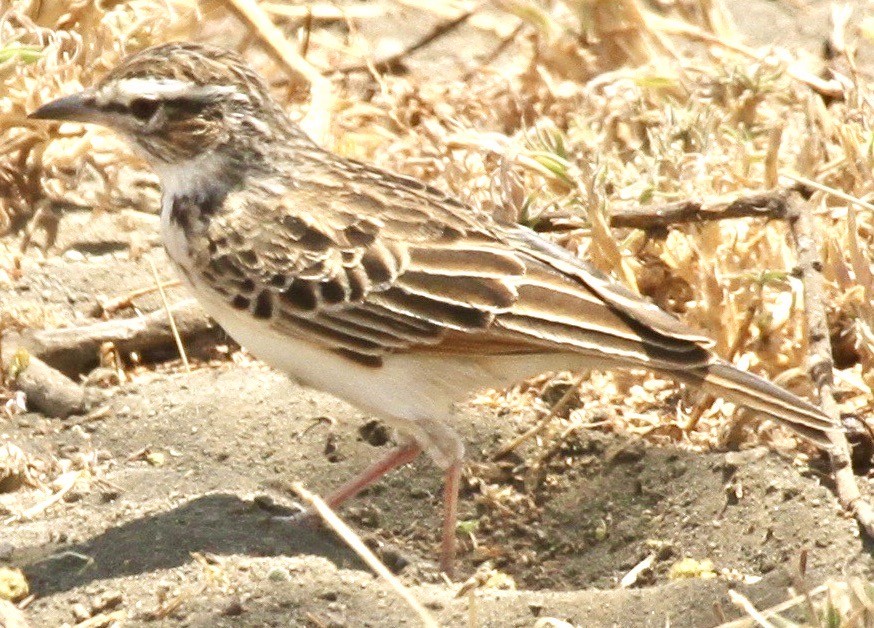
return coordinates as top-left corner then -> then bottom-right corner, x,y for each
180,153 -> 836,444
190,158 -> 714,371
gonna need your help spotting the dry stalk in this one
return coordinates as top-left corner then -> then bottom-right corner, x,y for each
491,373 -> 585,460
619,552 -> 656,588
763,126 -> 783,189
291,482 -> 440,628
6,469 -> 83,523
726,590 -> 778,628
780,171 -> 874,213
715,584 -> 828,628
684,281 -> 762,434
72,610 -> 127,628
260,3 -> 384,21
523,409 -> 605,493
338,5 -> 481,74
648,11 -> 845,98
787,194 -> 874,537
148,256 -> 190,373
91,280 -> 183,317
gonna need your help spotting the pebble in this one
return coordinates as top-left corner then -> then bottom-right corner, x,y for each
266,567 -> 290,582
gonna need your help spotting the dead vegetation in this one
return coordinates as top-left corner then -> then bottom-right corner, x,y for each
2,0 -> 874,625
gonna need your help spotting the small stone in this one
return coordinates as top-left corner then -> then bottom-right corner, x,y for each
604,440 -> 645,464
144,451 -> 165,467
358,420 -> 391,447
221,598 -> 245,616
724,447 -> 768,467
267,567 -> 290,582
91,590 -> 123,613
63,250 -> 86,262
324,433 -> 344,463
0,568 -> 28,602
377,546 -> 409,574
71,602 -> 91,622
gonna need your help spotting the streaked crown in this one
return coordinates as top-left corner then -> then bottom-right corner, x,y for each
31,42 -> 306,165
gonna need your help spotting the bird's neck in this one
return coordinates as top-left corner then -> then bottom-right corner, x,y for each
156,151 -> 235,200
157,150 -> 246,248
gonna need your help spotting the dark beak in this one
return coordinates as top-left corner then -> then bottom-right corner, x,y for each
29,91 -> 102,123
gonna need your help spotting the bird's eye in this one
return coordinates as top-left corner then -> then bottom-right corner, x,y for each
129,98 -> 159,121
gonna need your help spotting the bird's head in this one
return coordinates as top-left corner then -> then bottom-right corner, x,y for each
30,42 -> 299,167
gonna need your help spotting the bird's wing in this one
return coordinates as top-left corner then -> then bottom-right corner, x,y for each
190,159 -> 714,371
189,160 -> 839,444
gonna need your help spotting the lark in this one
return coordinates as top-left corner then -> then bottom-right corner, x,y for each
31,42 -> 838,577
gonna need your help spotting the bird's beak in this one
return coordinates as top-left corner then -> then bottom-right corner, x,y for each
29,91 -> 103,124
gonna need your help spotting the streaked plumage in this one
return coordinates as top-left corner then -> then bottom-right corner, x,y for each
30,42 -> 840,577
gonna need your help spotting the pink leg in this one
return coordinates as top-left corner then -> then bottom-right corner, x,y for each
440,462 -> 462,578
324,442 -> 422,509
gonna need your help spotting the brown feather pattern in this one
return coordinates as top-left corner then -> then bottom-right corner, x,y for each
180,149 -> 837,444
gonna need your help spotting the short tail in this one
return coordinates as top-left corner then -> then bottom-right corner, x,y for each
673,360 -> 840,448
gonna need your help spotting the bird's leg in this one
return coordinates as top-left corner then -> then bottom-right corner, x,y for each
323,441 -> 422,509
274,442 -> 422,526
440,461 -> 461,578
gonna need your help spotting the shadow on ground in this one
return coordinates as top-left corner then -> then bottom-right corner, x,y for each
22,493 -> 363,596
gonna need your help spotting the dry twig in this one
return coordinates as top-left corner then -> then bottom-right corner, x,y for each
16,300 -> 215,376
291,482 -> 439,628
9,354 -> 86,418
787,194 -> 874,536
536,191 -> 792,233
148,257 -> 190,373
337,6 -> 480,74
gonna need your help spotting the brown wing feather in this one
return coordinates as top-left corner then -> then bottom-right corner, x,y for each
187,155 -> 717,372
187,165 -> 525,364
182,152 -> 836,443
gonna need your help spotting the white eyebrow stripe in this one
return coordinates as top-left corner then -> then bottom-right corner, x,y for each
103,78 -> 237,105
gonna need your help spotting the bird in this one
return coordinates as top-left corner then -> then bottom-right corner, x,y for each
30,42 -> 839,578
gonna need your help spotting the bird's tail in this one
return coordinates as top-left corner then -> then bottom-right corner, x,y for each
671,360 -> 840,448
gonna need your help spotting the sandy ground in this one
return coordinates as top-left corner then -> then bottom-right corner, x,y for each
3,1 -> 874,626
